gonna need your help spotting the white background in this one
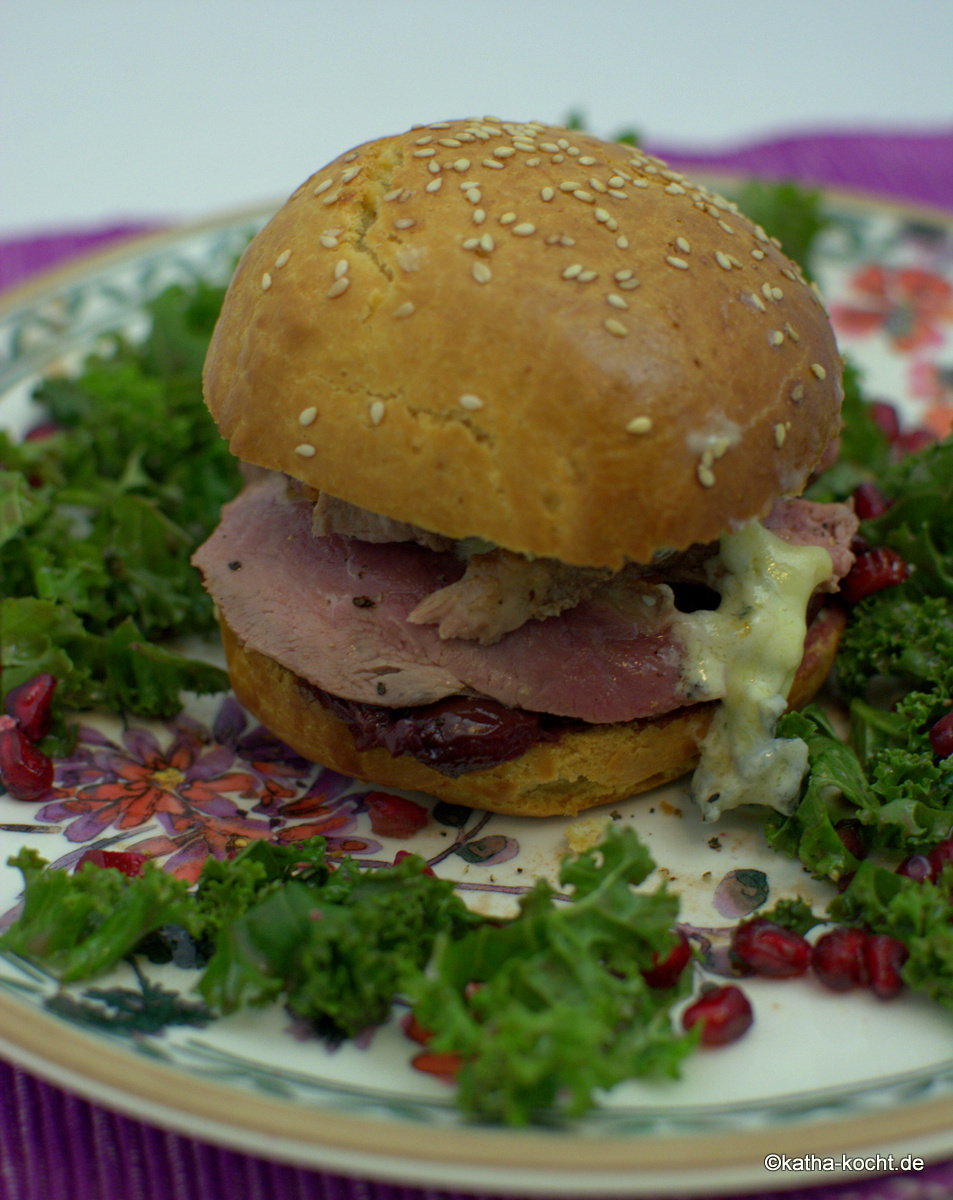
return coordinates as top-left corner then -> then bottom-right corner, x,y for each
3,0 -> 952,239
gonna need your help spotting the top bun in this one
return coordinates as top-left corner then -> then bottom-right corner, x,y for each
203,118 -> 842,569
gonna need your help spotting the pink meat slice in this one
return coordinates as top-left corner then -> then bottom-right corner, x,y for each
192,476 -> 692,724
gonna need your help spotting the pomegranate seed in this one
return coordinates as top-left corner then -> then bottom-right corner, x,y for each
76,849 -> 147,878
401,1010 -> 435,1046
682,984 -> 753,1047
852,482 -> 890,520
4,673 -> 57,743
812,926 -> 869,991
868,401 -> 902,441
840,546 -> 910,606
897,853 -> 932,882
731,917 -> 810,979
834,819 -> 868,860
365,792 -> 429,838
410,1048 -> 462,1083
0,727 -> 55,801
642,929 -> 692,989
864,934 -> 909,999
929,710 -> 953,760
894,428 -> 936,457
24,421 -> 61,442
928,838 -> 953,882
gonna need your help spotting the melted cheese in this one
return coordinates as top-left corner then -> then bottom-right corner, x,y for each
677,521 -> 832,822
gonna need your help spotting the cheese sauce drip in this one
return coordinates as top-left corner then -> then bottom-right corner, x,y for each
678,521 -> 833,822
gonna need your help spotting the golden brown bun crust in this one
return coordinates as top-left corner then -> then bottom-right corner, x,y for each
219,604 -> 846,818
204,119 -> 843,570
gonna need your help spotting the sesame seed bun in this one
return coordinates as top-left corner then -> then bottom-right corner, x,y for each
203,118 -> 843,570
218,604 -> 846,818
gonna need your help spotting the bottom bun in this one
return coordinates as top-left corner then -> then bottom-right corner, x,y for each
219,604 -> 847,819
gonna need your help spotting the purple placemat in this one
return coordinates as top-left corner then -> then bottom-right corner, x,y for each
2,129 -> 953,1200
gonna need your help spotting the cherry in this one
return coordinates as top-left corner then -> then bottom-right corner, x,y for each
642,929 -> 692,989
0,727 -> 55,801
840,546 -> 910,606
4,672 -> 57,743
682,984 -> 753,1046
731,917 -> 811,979
812,927 -> 869,991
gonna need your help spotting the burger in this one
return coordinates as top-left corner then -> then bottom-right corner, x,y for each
192,117 -> 856,821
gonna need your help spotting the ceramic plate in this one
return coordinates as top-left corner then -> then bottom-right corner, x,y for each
1,191 -> 953,1198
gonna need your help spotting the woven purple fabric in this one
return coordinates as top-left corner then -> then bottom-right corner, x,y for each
2,130 -> 953,1200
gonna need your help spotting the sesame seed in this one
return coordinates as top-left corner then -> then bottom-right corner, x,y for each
438,138 -> 462,148
299,406 -> 318,426
559,181 -> 581,192
577,270 -> 598,283
428,160 -> 441,174
472,209 -> 486,225
608,189 -> 628,200
560,235 -> 575,246
751,248 -> 766,260
312,178 -> 333,196
749,292 -> 767,312
480,233 -> 495,252
594,207 -> 611,224
394,218 -> 416,230
327,277 -> 350,299
785,322 -> 800,343
774,423 -> 788,447
615,268 -> 634,281
472,262 -> 492,284
499,212 -> 517,225
429,122 -> 451,129
539,141 -> 561,153
320,235 -> 339,249
754,225 -> 770,243
512,222 -> 536,236
589,178 -> 607,192
369,401 -> 385,426
567,146 -> 581,157
616,235 -> 629,249
413,148 -> 436,158
343,150 -> 359,162
462,237 -> 480,251
334,259 -> 349,279
526,156 -> 541,167
322,191 -> 342,206
459,393 -> 484,411
295,443 -> 316,458
466,188 -> 482,203
811,363 -> 827,380
792,383 -> 805,402
626,416 -> 653,434
771,286 -> 783,301
618,277 -> 640,290
607,293 -> 628,310
393,301 -> 415,319
341,165 -> 361,183
261,272 -> 272,291
715,251 -> 733,270
631,177 -> 649,189
382,188 -> 403,202
562,263 -> 583,279
697,464 -> 716,488
541,186 -> 555,201
718,220 -> 735,235
454,158 -> 471,172
573,190 -> 594,203
579,156 -> 597,166
676,237 -> 691,253
665,183 -> 685,195
482,159 -> 505,170
769,330 -> 785,346
666,256 -> 689,270
415,135 -> 433,145
493,146 -> 516,158
426,178 -> 442,193
275,250 -> 291,268
513,140 -> 536,153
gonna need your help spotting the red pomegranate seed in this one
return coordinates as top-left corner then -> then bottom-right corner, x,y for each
4,673 -> 57,743
864,934 -> 909,999
834,819 -> 868,860
731,917 -> 810,979
852,482 -> 890,520
642,929 -> 692,989
928,838 -> 953,881
682,984 -> 753,1047
840,546 -> 910,606
410,1048 -> 462,1083
0,727 -> 55,801
812,927 -> 869,991
929,710 -> 953,760
894,428 -> 937,457
869,401 -> 902,441
897,853 -> 933,882
366,792 -> 429,838
76,849 -> 147,878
